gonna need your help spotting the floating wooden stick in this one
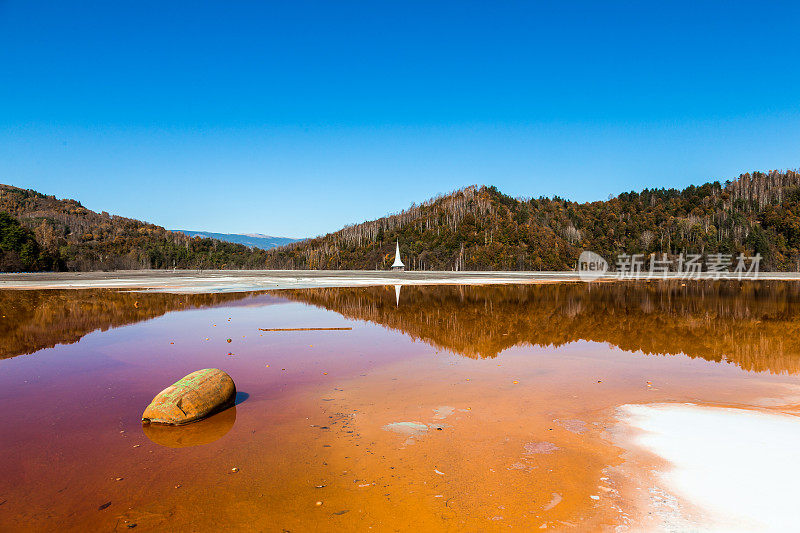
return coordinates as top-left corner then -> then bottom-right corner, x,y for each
258,327 -> 352,332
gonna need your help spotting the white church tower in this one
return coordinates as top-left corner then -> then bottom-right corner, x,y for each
391,241 -> 405,271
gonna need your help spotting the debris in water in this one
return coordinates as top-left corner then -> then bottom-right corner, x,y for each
383,422 -> 429,436
523,442 -> 559,454
258,327 -> 352,332
231,467 -> 239,473
98,501 -> 111,510
333,510 -> 349,515
434,469 -> 445,475
542,493 -> 562,510
432,406 -> 454,420
554,419 -> 588,434
315,501 -> 323,506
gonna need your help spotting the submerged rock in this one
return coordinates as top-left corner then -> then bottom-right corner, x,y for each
432,406 -> 454,420
523,441 -> 559,454
382,421 -> 428,435
142,369 -> 235,425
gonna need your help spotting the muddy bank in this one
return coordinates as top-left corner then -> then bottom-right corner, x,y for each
3,269 -> 800,292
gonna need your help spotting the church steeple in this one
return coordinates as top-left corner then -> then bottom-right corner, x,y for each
391,241 -> 405,270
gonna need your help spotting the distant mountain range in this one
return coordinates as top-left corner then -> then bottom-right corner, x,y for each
173,230 -> 300,250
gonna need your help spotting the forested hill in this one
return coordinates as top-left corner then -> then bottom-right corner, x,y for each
3,168 -> 800,272
264,169 -> 800,271
0,184 -> 272,271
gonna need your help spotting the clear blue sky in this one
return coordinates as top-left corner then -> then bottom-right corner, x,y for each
1,1 -> 799,238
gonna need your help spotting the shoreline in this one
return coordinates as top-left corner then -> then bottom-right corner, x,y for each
2,269 -> 800,292
614,401 -> 800,532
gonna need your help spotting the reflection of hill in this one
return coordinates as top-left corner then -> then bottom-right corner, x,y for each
0,290 -> 261,359
279,282 -> 800,375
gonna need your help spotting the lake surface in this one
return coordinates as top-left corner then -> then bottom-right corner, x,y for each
2,282 -> 800,531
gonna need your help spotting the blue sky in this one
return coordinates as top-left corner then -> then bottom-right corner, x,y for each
1,1 -> 799,238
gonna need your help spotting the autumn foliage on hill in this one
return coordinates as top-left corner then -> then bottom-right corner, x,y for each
0,212 -> 61,271
0,184 -> 271,271
265,185 -> 578,270
2,168 -> 800,272
265,169 -> 800,271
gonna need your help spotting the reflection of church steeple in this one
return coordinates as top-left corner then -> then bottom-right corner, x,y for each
394,285 -> 402,306
278,282 -> 800,375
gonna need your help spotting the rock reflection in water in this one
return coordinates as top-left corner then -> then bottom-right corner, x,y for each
142,406 -> 237,448
278,281 -> 800,374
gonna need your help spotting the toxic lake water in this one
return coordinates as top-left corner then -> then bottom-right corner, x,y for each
2,281 -> 800,531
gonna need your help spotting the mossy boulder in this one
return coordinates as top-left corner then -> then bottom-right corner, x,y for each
142,369 -> 236,425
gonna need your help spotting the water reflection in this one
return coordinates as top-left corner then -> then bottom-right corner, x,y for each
0,290 -> 280,359
278,281 -> 800,374
5,282 -> 800,374
142,405 -> 237,448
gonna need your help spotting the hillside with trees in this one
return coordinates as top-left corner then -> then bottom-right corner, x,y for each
2,168 -> 800,272
0,212 -> 62,272
264,169 -> 800,272
0,184 -> 271,271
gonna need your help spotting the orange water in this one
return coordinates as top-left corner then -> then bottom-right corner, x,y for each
1,282 -> 800,531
